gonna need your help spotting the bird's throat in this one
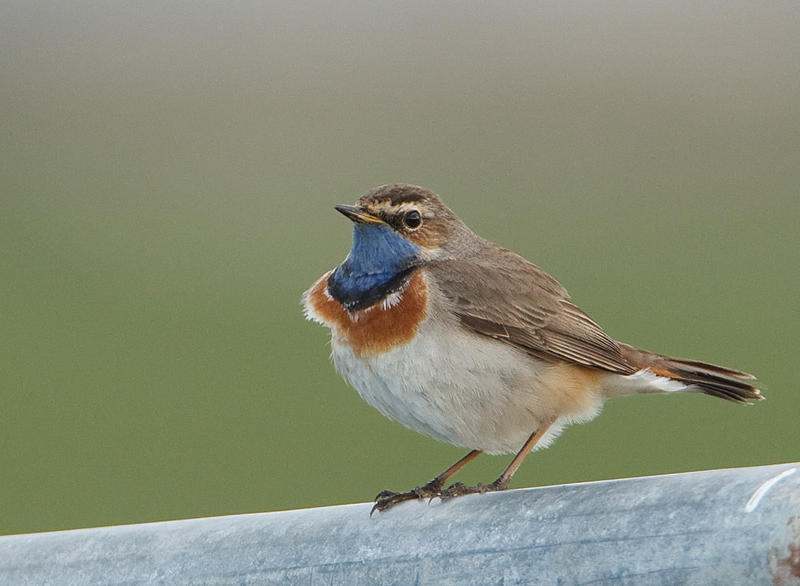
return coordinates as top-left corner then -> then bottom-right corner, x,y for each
327,223 -> 421,312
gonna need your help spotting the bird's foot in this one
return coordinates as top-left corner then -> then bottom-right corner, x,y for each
372,480 -> 443,514
439,477 -> 510,500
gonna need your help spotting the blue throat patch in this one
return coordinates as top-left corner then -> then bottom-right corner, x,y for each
327,223 -> 421,312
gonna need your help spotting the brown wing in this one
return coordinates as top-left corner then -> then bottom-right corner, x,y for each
427,245 -> 637,375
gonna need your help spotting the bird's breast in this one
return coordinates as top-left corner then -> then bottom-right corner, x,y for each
303,270 -> 428,357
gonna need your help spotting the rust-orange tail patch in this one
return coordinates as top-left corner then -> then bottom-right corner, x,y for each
619,342 -> 762,404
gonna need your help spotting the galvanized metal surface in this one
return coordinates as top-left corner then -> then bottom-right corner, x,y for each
1,463 -> 799,585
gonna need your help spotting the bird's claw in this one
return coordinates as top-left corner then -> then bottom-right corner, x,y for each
439,478 -> 509,499
372,476 -> 510,513
371,482 -> 443,514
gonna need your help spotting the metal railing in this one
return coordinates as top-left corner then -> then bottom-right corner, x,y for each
1,462 -> 798,585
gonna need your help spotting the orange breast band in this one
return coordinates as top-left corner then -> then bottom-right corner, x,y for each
307,271 -> 428,357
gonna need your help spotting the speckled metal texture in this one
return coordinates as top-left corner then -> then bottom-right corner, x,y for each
1,463 -> 798,585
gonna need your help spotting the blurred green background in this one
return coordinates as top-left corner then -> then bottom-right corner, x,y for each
2,1 -> 798,536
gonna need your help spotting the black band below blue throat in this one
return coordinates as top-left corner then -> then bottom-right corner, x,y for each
327,266 -> 417,312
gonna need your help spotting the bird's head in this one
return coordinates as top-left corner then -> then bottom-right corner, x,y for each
336,183 -> 474,261
327,184 -> 477,311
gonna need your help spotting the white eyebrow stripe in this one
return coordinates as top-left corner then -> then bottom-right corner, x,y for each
744,467 -> 797,513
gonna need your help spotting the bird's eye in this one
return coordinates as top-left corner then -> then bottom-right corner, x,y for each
403,210 -> 422,229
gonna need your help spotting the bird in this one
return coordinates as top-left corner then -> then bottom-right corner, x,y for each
302,183 -> 762,513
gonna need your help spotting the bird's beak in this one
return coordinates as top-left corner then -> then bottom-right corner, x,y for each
335,205 -> 384,225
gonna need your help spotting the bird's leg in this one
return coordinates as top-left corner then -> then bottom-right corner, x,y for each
372,449 -> 482,514
440,416 -> 557,499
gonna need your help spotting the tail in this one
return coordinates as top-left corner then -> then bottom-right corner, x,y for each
618,343 -> 763,404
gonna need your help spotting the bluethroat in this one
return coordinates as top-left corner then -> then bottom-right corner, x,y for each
303,184 -> 762,513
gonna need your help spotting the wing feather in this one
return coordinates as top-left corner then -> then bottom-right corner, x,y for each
427,246 -> 636,375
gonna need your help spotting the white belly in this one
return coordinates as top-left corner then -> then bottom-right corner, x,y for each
330,315 -> 605,455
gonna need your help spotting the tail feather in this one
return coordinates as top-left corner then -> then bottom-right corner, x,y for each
618,343 -> 763,404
